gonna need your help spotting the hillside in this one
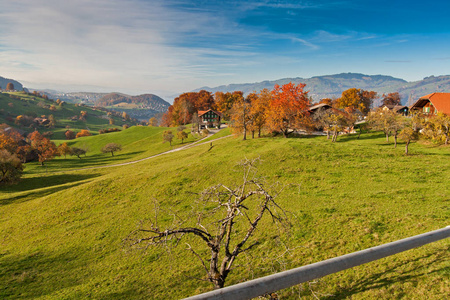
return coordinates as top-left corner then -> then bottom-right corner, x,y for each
194,72 -> 450,105
0,76 -> 23,91
0,131 -> 448,299
0,91 -> 133,139
95,92 -> 170,120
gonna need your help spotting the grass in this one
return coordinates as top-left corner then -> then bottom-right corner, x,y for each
24,126 -> 201,175
0,92 -> 128,139
0,131 -> 449,299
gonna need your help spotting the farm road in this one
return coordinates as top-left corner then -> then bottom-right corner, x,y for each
69,131 -> 231,172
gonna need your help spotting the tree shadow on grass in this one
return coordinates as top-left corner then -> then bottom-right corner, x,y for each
0,250 -> 83,299
324,245 -> 450,299
0,173 -> 100,206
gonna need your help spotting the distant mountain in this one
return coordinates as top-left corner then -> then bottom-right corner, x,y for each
96,93 -> 169,110
193,73 -> 450,106
0,76 -> 23,91
34,90 -> 108,104
28,90 -> 170,120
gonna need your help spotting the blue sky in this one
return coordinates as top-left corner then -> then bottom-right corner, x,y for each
1,0 -> 450,98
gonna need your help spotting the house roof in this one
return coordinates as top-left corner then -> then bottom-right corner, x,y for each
411,93 -> 450,114
198,109 -> 221,117
309,103 -> 332,112
381,105 -> 409,112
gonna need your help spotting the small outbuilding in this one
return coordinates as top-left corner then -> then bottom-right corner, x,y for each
380,104 -> 409,116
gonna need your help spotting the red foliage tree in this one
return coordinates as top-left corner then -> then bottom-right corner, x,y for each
65,130 -> 76,140
266,82 -> 311,137
28,131 -> 58,166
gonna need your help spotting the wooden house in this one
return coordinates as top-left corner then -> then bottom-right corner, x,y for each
410,93 -> 450,115
380,105 -> 409,116
198,109 -> 222,129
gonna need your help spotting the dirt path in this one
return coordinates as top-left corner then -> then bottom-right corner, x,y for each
69,131 -> 232,172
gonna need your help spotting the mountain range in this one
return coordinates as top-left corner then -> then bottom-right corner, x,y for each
4,72 -> 450,110
194,73 -> 450,106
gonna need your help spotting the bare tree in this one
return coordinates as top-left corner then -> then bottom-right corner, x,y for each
126,158 -> 289,289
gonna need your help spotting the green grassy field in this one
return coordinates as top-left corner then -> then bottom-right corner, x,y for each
0,131 -> 448,299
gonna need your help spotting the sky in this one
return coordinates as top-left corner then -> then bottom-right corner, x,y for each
1,0 -> 450,99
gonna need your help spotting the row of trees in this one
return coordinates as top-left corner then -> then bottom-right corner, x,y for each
161,84 -> 384,139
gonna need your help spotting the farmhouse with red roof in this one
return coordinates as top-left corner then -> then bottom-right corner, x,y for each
410,93 -> 450,115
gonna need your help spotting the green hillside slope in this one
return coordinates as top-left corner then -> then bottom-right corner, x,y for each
0,133 -> 448,299
0,91 -> 132,139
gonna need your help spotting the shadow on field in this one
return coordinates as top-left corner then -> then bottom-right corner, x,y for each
0,173 -> 100,206
324,246 -> 449,299
0,250 -> 82,298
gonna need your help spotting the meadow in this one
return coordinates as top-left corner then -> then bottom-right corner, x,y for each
0,129 -> 448,299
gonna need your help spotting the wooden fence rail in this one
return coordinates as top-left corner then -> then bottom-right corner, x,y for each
184,226 -> 450,300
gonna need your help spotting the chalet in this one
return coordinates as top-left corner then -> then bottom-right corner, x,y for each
308,103 -> 332,115
410,93 -> 450,115
198,109 -> 221,129
380,105 -> 409,116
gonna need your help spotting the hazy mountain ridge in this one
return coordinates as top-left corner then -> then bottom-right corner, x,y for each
195,73 -> 450,105
96,92 -> 170,111
0,76 -> 23,91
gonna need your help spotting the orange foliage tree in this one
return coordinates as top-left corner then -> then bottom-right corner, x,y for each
266,82 -> 311,137
76,130 -> 92,138
248,89 -> 271,138
336,88 -> 377,114
28,131 -> 58,166
214,91 -> 244,121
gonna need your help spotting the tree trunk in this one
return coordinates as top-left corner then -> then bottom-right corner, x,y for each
386,133 -> 389,142
405,142 -> 409,155
258,128 -> 261,138
394,135 -> 397,148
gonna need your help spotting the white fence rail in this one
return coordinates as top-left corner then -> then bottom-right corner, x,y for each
184,226 -> 450,300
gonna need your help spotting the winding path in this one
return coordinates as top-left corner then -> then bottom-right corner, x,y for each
70,131 -> 232,172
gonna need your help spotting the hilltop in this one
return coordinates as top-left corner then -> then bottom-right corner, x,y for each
194,72 -> 450,105
0,91 -> 134,139
0,76 -> 23,91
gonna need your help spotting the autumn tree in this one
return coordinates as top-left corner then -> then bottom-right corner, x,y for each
6,83 -> 14,91
28,131 -> 58,166
162,90 -> 215,127
214,91 -> 244,120
126,158 -> 289,289
76,130 -> 91,138
177,131 -> 188,143
248,89 -> 271,138
229,96 -> 252,140
336,88 -> 377,115
57,142 -> 72,158
65,130 -> 76,140
48,115 -> 56,128
0,149 -> 24,185
265,82 -> 311,137
397,113 -> 422,155
367,108 -> 399,143
422,112 -> 450,145
101,143 -> 122,156
381,92 -> 401,106
163,130 -> 174,146
148,117 -> 158,127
